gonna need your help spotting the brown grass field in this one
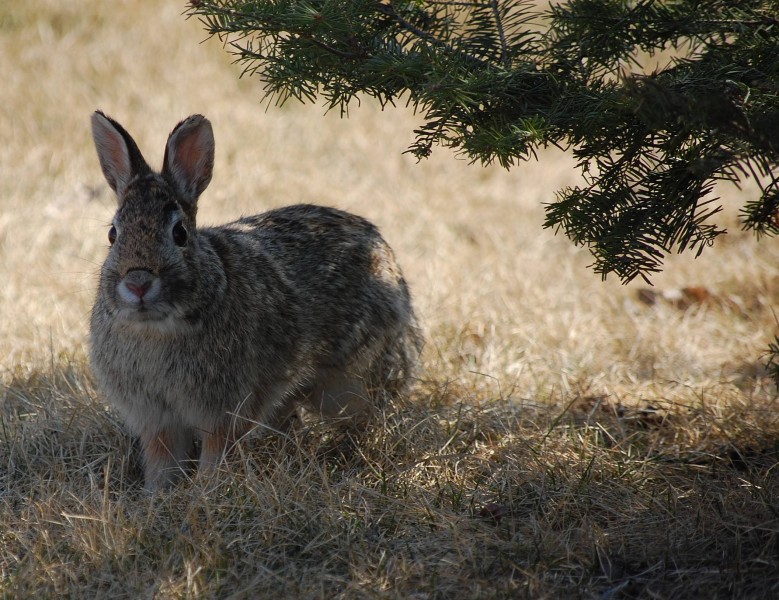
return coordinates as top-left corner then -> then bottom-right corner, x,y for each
3,1 -> 779,598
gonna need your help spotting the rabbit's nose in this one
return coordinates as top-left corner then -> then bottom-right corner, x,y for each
126,281 -> 152,298
120,269 -> 159,304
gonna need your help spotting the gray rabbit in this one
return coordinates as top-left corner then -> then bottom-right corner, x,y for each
89,111 -> 422,491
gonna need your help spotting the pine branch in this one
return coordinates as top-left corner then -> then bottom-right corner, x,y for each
188,0 -> 779,283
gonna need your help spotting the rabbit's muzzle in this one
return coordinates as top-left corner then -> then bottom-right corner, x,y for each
117,269 -> 162,311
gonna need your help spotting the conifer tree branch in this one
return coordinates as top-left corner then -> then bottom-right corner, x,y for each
188,0 -> 779,283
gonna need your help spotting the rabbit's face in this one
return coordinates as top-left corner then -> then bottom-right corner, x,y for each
98,177 -> 197,331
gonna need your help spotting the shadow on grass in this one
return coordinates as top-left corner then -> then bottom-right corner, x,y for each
2,362 -> 779,597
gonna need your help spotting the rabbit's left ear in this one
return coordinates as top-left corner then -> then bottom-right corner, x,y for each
162,115 -> 214,211
91,110 -> 151,202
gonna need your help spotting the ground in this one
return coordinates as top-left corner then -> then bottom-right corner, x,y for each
2,1 -> 779,598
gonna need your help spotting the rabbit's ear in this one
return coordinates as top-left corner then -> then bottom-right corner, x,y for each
162,115 -> 214,211
91,111 -> 151,201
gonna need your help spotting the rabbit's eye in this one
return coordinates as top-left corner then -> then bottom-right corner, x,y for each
172,222 -> 188,247
108,225 -> 117,245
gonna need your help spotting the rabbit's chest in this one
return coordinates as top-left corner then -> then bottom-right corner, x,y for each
95,331 -> 262,422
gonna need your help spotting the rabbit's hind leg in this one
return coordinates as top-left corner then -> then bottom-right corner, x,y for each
265,393 -> 304,433
305,369 -> 372,426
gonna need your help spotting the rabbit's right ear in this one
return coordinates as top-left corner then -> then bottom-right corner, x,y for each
162,115 -> 214,214
91,111 -> 151,202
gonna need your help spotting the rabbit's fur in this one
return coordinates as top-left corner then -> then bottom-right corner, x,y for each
89,111 -> 422,491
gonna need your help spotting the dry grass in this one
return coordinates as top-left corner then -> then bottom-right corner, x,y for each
2,1 -> 779,598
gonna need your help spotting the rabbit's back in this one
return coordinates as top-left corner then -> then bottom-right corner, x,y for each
216,204 -> 418,370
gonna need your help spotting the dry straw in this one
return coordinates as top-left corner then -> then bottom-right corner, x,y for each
2,0 -> 778,597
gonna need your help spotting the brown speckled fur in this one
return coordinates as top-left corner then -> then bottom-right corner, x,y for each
89,112 -> 422,491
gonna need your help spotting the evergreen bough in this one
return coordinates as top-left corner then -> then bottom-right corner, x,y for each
188,0 -> 779,284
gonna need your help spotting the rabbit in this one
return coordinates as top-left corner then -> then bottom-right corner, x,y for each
89,111 -> 422,491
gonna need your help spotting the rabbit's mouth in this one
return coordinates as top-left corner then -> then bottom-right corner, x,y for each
116,303 -> 170,322
114,303 -> 190,335
124,304 -> 165,317
111,283 -> 192,330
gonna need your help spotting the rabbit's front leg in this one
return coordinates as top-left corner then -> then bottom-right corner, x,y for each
139,424 -> 196,492
198,418 -> 254,475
